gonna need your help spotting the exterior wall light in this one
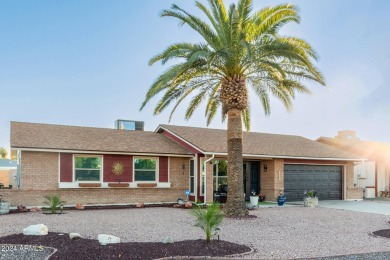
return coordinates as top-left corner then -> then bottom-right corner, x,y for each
264,164 -> 268,172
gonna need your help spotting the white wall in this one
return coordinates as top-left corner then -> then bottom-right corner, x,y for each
354,161 -> 375,188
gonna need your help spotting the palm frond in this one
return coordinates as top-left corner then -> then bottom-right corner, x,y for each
242,106 -> 251,131
142,0 -> 325,127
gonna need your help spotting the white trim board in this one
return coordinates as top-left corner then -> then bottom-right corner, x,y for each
12,147 -> 193,158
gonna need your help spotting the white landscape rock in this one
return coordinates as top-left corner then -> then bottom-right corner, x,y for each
23,224 -> 48,236
162,236 -> 174,244
69,233 -> 82,240
98,234 -> 120,245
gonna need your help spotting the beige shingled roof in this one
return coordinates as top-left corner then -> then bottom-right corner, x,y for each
11,122 -> 191,155
158,125 -> 363,160
317,136 -> 390,162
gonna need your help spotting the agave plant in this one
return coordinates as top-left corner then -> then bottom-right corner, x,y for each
190,203 -> 224,243
43,194 -> 65,214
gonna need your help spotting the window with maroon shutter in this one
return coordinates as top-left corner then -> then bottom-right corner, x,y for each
159,157 -> 168,182
60,153 -> 73,182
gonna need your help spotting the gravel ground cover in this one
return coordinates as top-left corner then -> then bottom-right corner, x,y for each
0,233 -> 249,259
1,206 -> 390,259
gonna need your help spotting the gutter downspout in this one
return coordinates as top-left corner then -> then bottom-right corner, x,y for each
203,154 -> 215,205
375,162 -> 378,197
16,149 -> 21,189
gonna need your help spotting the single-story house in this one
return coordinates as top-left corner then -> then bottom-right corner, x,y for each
317,130 -> 390,197
4,121 -> 364,206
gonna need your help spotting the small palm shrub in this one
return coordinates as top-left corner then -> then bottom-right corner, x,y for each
190,203 -> 224,243
43,194 -> 65,214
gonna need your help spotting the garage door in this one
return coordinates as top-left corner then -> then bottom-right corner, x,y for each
284,164 -> 342,201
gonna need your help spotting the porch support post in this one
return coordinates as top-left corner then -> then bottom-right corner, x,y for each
205,160 -> 214,204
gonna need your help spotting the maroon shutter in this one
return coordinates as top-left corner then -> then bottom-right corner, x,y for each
60,153 -> 73,182
159,156 -> 168,182
103,155 -> 133,182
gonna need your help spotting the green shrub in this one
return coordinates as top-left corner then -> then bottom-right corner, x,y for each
190,203 -> 224,243
307,190 -> 316,198
43,194 -> 65,214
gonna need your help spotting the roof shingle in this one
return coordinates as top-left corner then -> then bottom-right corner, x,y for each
159,124 -> 363,160
11,122 -> 191,155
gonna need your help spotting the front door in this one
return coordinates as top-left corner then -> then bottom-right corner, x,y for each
250,161 -> 260,194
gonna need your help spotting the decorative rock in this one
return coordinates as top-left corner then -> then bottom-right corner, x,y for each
173,204 -> 181,208
162,236 -> 174,244
23,224 -> 48,236
184,202 -> 192,208
246,204 -> 254,210
30,207 -> 42,212
17,205 -> 28,212
69,233 -> 82,240
75,203 -> 84,210
136,203 -> 144,208
0,202 -> 10,214
98,234 -> 120,245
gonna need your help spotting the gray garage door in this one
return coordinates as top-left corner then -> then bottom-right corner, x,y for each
284,164 -> 342,201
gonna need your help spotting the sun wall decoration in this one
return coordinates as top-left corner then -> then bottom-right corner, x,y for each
112,161 -> 124,175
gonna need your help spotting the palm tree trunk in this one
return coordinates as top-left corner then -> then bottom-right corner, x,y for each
224,108 -> 248,217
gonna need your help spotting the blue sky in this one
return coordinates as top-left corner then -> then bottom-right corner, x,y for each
1,0 -> 389,152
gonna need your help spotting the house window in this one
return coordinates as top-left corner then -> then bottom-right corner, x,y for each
189,159 -> 195,194
134,157 -> 158,182
74,155 -> 102,182
213,160 -> 227,190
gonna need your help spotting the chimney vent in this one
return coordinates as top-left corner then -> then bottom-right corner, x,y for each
115,120 -> 144,131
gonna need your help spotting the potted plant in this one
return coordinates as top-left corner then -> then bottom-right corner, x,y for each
0,195 -> 10,214
250,190 -> 259,206
304,190 -> 318,207
258,194 -> 266,202
277,191 -> 286,206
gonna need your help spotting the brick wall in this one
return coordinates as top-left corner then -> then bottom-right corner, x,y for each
260,159 -> 284,201
2,152 -> 191,206
0,187 -> 188,206
168,157 -> 190,190
21,151 -> 59,190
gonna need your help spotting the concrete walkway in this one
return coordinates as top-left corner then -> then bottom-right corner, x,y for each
318,200 -> 390,215
288,199 -> 390,215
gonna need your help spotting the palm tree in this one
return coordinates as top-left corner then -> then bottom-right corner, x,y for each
140,0 -> 325,217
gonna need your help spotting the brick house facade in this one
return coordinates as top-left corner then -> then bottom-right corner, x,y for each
5,122 -> 364,207
2,151 -> 191,206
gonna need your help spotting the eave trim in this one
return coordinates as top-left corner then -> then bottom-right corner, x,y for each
11,147 -> 194,158
155,126 -> 205,154
204,152 -> 366,161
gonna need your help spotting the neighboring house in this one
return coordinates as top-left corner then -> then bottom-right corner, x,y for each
0,159 -> 17,188
317,130 -> 390,197
4,122 -> 363,207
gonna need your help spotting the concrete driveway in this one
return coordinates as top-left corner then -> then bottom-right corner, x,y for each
317,199 -> 390,215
